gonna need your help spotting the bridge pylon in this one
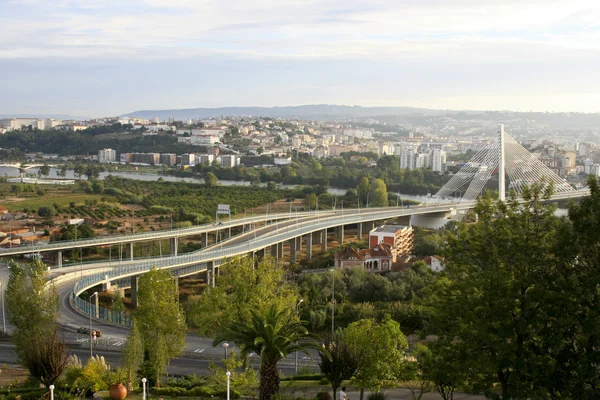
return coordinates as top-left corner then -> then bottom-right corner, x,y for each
431,124 -> 576,219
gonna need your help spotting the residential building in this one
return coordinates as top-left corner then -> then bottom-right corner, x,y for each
98,148 -> 116,163
159,153 -> 177,166
369,225 -> 414,258
334,244 -> 394,272
432,149 -> 446,172
219,155 -> 240,168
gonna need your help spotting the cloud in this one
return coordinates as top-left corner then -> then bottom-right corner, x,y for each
2,0 -> 599,62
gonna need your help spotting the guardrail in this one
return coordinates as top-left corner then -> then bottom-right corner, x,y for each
0,211 -> 321,257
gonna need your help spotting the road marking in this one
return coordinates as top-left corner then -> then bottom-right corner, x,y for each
113,342 -> 123,347
76,337 -> 89,343
193,349 -> 205,353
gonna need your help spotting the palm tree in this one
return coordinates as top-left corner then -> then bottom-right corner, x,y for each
213,304 -> 319,400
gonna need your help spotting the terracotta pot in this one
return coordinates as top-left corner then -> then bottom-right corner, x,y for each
109,383 -> 127,400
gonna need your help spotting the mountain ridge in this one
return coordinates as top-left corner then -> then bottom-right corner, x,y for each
124,104 -> 463,120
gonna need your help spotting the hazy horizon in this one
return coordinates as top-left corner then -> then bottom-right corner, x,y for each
2,0 -> 599,117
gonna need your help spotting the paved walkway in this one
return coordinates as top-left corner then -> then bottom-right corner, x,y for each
282,385 -> 485,400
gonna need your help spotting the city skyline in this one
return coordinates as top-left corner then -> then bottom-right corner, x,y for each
1,0 -> 600,117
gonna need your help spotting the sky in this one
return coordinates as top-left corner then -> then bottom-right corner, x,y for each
1,0 -> 600,117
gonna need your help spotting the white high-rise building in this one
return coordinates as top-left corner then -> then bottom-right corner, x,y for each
400,146 -> 416,170
98,148 -> 116,163
432,149 -> 447,172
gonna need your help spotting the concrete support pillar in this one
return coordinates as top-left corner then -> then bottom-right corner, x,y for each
278,242 -> 284,258
94,295 -> 99,319
336,225 -> 345,243
397,215 -> 411,226
207,261 -> 215,287
296,236 -> 302,252
130,276 -> 139,308
321,229 -> 328,252
305,234 -> 313,260
289,238 -> 297,264
170,237 -> 178,256
126,242 -> 134,261
271,244 -> 278,258
358,223 -> 363,240
102,274 -> 112,291
57,250 -> 63,268
201,233 -> 208,248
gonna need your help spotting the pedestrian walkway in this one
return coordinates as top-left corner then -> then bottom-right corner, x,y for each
281,385 -> 485,400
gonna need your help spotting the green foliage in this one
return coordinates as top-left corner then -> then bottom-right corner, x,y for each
318,331 -> 359,400
121,321 -> 143,390
366,392 -> 389,400
37,205 -> 56,217
204,349 -> 258,394
6,259 -> 60,377
371,178 -> 388,207
204,172 -> 218,187
214,304 -> 319,400
135,268 -> 186,387
187,256 -> 299,337
422,183 -> 575,399
344,316 -> 409,393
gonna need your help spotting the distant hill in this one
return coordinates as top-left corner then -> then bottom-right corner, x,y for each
124,104 -> 457,120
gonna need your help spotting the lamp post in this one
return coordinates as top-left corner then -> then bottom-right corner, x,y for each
226,371 -> 231,400
223,342 -> 229,359
49,384 -> 55,400
330,269 -> 335,335
295,299 -> 303,374
0,280 -> 5,334
142,378 -> 147,400
89,291 -> 98,358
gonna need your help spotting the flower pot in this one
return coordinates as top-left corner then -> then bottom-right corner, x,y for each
110,383 -> 127,400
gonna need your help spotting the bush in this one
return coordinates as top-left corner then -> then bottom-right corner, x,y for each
319,377 -> 329,385
366,392 -> 389,400
38,205 -> 56,217
315,392 -> 332,400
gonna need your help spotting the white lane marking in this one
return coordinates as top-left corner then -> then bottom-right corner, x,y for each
193,349 -> 205,353
113,342 -> 123,347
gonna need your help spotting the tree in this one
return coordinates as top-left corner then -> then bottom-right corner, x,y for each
92,181 -> 104,193
187,256 -> 298,337
400,344 -> 433,400
344,316 -> 409,400
557,175 -> 600,397
304,193 -> 317,210
22,330 -> 69,389
204,172 -> 218,187
73,164 -> 85,180
135,268 -> 186,387
423,184 -> 568,399
214,304 -> 318,400
372,178 -> 388,207
121,321 -> 144,391
58,164 -> 67,177
357,177 -> 370,205
319,331 -> 360,400
38,205 -> 56,218
111,288 -> 125,323
39,164 -> 51,178
6,259 -> 62,387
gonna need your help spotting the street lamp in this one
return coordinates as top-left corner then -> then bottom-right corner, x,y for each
49,384 -> 55,400
330,269 -> 335,335
226,371 -> 231,400
223,342 -> 229,359
295,299 -> 303,374
142,378 -> 147,400
89,291 -> 98,359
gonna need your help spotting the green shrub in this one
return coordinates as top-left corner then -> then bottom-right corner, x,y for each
319,377 -> 329,385
366,392 -> 388,400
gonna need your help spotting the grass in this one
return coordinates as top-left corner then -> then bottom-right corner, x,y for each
0,183 -> 106,212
